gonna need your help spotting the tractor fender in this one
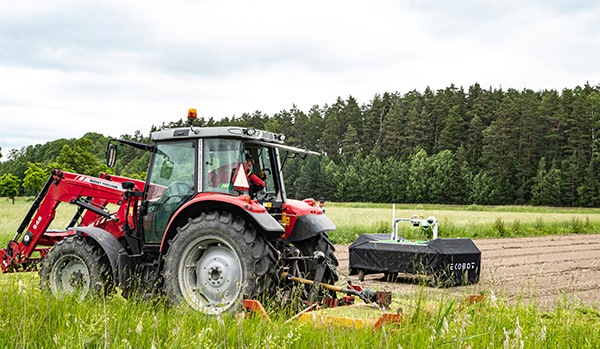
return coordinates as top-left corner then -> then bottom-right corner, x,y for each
160,194 -> 285,252
70,226 -> 122,282
284,214 -> 336,243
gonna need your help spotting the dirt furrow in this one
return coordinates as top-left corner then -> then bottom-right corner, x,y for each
334,234 -> 600,306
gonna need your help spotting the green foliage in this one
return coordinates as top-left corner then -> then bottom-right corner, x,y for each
23,162 -> 46,195
466,204 -> 480,211
428,150 -> 461,204
577,155 -> 600,207
0,174 -> 20,204
494,218 -> 508,237
43,162 -> 72,177
437,105 -> 462,152
99,164 -> 115,176
341,124 -> 360,161
122,171 -> 146,181
56,138 -> 100,177
406,148 -> 430,203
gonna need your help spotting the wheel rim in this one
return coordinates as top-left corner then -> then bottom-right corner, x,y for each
49,254 -> 91,300
178,237 -> 243,314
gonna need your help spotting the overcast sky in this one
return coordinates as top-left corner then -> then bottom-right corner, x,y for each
1,0 -> 599,158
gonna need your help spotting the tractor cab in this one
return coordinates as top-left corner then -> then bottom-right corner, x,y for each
109,123 -> 322,246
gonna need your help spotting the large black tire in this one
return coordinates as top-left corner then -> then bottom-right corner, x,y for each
291,232 -> 339,297
162,212 -> 276,315
39,236 -> 114,300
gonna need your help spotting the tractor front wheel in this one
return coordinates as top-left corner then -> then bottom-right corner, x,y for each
39,236 -> 114,300
162,212 -> 276,315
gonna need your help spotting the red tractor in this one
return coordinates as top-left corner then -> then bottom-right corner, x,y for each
0,111 -> 339,314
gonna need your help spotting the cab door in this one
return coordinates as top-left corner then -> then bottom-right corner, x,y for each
142,141 -> 197,243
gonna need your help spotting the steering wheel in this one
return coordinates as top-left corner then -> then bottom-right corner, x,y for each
255,190 -> 268,201
161,181 -> 192,202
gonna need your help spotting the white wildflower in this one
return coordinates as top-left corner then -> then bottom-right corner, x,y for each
514,317 -> 522,341
489,290 -> 498,308
171,326 -> 180,337
442,318 -> 449,336
541,325 -> 546,342
136,319 -> 143,334
18,280 -> 26,295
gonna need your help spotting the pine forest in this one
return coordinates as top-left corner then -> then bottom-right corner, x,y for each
2,83 -> 600,207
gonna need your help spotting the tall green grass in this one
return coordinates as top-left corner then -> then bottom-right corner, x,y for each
0,272 -> 598,347
1,197 -> 600,346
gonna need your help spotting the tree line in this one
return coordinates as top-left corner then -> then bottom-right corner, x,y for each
2,82 -> 600,207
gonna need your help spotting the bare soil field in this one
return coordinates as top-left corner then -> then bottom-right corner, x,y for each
335,234 -> 600,306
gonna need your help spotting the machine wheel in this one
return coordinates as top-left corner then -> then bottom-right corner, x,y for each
39,236 -> 114,300
357,269 -> 365,282
291,232 -> 339,297
162,212 -> 276,315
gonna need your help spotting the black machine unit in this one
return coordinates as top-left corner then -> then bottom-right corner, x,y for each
349,234 -> 481,286
349,214 -> 481,286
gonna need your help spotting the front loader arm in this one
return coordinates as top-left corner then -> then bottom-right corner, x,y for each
1,170 -> 140,273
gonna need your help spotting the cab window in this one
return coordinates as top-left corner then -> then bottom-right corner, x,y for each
203,139 -> 244,195
253,147 -> 278,201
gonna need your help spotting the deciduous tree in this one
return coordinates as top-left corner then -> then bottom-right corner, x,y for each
23,162 -> 46,194
0,173 -> 20,204
56,137 -> 100,177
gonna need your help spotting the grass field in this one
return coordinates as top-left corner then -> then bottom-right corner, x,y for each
325,202 -> 600,244
1,197 -> 599,347
4,197 -> 599,245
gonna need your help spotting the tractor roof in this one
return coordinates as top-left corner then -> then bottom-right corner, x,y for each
151,126 -> 284,144
151,126 -> 320,155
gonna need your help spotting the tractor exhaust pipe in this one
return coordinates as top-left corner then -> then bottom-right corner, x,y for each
280,272 -> 392,306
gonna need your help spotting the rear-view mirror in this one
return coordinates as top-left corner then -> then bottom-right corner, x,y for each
106,144 -> 117,168
160,159 -> 174,180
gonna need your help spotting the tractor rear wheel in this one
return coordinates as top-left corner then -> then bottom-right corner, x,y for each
162,212 -> 276,315
39,236 -> 114,300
